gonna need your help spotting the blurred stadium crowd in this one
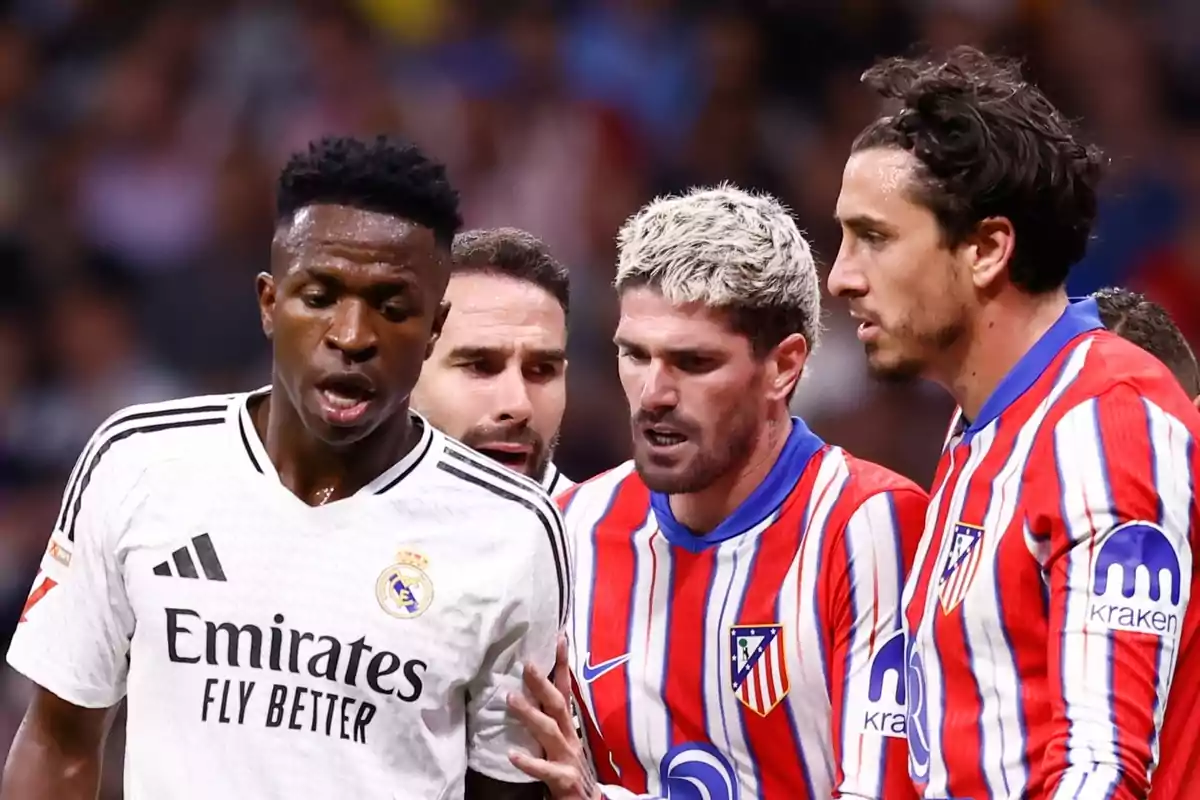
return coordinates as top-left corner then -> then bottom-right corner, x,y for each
0,0 -> 1197,792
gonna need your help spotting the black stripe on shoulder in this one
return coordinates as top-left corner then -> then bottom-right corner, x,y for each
436,458 -> 569,628
57,401 -> 231,532
443,442 -> 549,496
374,420 -> 435,495
236,408 -> 263,474
442,445 -> 570,607
544,467 -> 561,495
62,410 -> 226,542
443,444 -> 570,573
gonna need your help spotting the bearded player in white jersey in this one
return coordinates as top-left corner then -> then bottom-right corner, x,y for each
2,136 -> 567,800
412,227 -> 575,496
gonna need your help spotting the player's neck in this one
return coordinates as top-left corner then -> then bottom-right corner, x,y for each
669,413 -> 793,534
254,391 -> 419,506
942,289 -> 1069,423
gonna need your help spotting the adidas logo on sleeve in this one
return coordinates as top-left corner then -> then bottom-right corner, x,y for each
152,534 -> 227,581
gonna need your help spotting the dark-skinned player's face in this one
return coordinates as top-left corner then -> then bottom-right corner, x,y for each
256,204 -> 450,446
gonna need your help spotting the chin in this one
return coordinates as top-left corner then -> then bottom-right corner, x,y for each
306,409 -> 383,447
865,345 -> 926,384
636,466 -> 699,494
633,455 -> 716,495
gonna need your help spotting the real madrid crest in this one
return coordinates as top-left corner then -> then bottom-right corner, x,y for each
376,550 -> 434,619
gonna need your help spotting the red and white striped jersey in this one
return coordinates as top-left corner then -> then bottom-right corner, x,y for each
904,299 -> 1200,799
561,418 -> 927,800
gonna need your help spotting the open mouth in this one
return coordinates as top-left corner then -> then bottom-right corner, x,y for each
474,444 -> 532,469
851,310 -> 882,342
856,321 -> 883,343
644,426 -> 688,448
315,374 -> 377,426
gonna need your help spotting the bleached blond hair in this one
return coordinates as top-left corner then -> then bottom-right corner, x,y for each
615,183 -> 821,353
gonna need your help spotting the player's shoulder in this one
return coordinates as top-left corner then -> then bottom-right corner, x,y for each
1076,330 -> 1183,393
1051,330 -> 1200,431
542,462 -> 576,497
429,438 -> 571,621
823,446 -> 929,508
80,391 -> 239,476
556,460 -> 643,526
430,436 -> 563,531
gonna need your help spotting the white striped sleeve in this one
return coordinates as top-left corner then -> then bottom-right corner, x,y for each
1045,390 -> 1194,799
6,413 -> 152,708
831,488 -> 926,800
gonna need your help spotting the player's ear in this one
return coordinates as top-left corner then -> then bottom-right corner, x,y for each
255,272 -> 276,340
426,301 -> 450,360
1193,394 -> 1199,411
765,332 -> 808,404
964,216 -> 1016,291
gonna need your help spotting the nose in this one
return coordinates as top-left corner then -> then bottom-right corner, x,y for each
492,367 -> 534,424
827,243 -> 867,300
324,299 -> 378,363
639,361 -> 678,411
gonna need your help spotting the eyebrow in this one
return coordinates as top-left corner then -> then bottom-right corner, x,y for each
447,345 -> 567,362
296,265 -> 418,292
834,212 -> 897,234
613,337 -> 721,358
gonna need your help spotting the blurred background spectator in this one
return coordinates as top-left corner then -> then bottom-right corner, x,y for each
0,0 -> 1195,791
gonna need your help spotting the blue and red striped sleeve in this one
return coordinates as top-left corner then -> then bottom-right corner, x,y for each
1037,385 -> 1196,799
824,483 -> 927,800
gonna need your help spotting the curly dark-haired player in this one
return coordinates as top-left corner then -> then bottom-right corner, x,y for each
829,48 -> 1200,798
2,136 -> 565,800
1094,286 -> 1200,404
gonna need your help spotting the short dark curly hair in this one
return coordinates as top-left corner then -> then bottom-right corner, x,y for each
1093,287 -> 1199,398
451,228 -> 570,317
852,47 -> 1106,294
276,135 -> 463,249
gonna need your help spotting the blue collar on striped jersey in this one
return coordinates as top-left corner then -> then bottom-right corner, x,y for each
963,296 -> 1103,439
649,416 -> 826,553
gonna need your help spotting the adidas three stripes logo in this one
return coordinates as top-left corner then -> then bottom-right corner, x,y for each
153,534 -> 226,581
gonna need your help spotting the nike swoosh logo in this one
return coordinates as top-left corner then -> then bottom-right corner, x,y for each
580,652 -> 630,683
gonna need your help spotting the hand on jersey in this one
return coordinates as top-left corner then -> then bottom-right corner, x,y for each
507,634 -> 599,800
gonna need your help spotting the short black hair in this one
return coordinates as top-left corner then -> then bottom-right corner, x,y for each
853,47 -> 1106,294
451,227 -> 570,316
276,135 -> 463,249
1093,287 -> 1200,398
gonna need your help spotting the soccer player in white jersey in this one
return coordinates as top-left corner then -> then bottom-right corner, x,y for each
412,227 -> 575,495
2,136 -> 567,800
506,185 -> 927,800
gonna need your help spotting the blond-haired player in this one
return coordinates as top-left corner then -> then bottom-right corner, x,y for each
507,185 -> 927,800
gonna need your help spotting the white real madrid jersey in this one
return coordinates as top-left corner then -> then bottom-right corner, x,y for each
8,389 -> 570,800
541,462 -> 575,498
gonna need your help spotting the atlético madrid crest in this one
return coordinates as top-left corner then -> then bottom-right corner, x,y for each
730,624 -> 790,717
937,522 -> 985,614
